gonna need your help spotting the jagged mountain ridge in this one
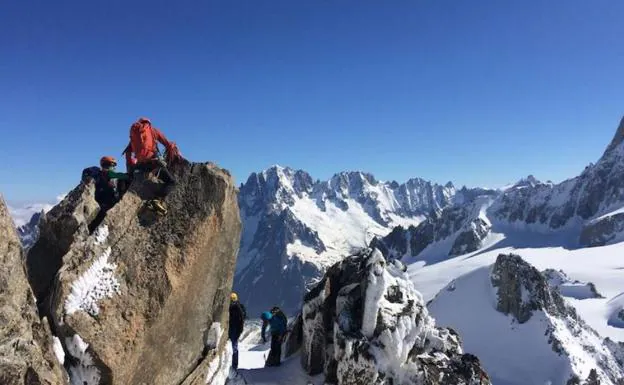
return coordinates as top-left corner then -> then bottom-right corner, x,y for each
235,166 -> 492,315
378,117 -> 624,260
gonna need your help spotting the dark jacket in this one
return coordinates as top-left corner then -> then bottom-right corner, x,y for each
261,309 -> 287,339
229,301 -> 245,339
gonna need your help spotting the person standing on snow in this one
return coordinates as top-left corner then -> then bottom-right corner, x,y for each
261,306 -> 288,367
122,117 -> 181,214
229,292 -> 246,370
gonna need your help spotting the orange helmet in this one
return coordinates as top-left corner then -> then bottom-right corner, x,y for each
100,156 -> 117,169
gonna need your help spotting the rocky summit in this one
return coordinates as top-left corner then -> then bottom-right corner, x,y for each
297,248 -> 491,385
23,161 -> 241,385
0,197 -> 66,385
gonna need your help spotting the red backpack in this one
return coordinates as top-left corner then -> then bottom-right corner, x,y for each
129,121 -> 157,162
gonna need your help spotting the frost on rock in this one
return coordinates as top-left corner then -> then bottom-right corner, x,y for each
64,246 -> 120,316
66,334 -> 100,385
205,322 -> 223,351
93,224 -> 109,245
300,247 -> 490,385
52,336 -> 65,365
205,339 -> 232,385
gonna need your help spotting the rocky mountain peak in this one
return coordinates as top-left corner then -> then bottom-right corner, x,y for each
297,248 -> 491,384
604,115 -> 624,155
16,209 -> 44,250
511,174 -> 542,189
24,161 -> 241,385
491,253 -> 569,323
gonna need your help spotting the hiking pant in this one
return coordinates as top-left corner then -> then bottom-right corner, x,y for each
266,333 -> 282,367
230,335 -> 239,370
136,160 -> 176,198
90,189 -> 118,233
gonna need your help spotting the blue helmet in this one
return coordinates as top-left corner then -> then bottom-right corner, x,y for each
261,311 -> 272,321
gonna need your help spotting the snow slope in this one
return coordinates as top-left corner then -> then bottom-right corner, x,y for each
427,259 -> 623,385
411,235 -> 624,342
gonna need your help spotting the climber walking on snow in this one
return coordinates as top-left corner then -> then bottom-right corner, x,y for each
261,306 -> 288,367
228,293 -> 246,371
122,117 -> 182,214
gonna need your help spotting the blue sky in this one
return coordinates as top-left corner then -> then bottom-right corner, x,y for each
1,1 -> 623,202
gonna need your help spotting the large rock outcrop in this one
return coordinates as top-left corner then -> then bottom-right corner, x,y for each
26,183 -> 100,310
491,254 -> 571,323
0,197 -> 66,385
300,248 -> 491,385
27,162 -> 241,385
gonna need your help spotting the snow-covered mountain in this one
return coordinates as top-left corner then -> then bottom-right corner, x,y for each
378,117 -> 624,261
234,166 -> 477,315
7,197 -> 64,249
16,210 -> 43,250
428,253 -> 624,384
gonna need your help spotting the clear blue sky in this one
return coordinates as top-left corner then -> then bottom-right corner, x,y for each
1,0 -> 623,202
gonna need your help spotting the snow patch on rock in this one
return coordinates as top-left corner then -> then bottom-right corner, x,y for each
543,268 -> 603,300
93,224 -> 109,245
52,336 -> 65,365
65,334 -> 100,385
205,340 -> 233,385
64,246 -> 120,316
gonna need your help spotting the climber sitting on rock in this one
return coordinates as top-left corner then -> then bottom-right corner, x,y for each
122,117 -> 182,215
261,306 -> 288,367
81,156 -> 129,232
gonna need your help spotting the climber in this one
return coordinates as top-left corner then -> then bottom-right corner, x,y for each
260,306 -> 288,367
122,117 -> 182,214
81,156 -> 129,232
228,292 -> 246,371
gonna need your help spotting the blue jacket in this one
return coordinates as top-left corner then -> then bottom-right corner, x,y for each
261,311 -> 287,337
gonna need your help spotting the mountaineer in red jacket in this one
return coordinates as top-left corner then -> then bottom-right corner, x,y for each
123,117 -> 182,214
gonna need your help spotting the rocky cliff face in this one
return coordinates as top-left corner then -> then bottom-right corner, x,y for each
491,254 -> 571,323
26,183 -> 101,311
299,248 -> 491,385
0,197 -> 66,385
26,161 -> 241,385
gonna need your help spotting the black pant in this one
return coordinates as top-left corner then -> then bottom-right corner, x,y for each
135,160 -> 176,198
90,188 -> 118,233
266,333 -> 282,367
